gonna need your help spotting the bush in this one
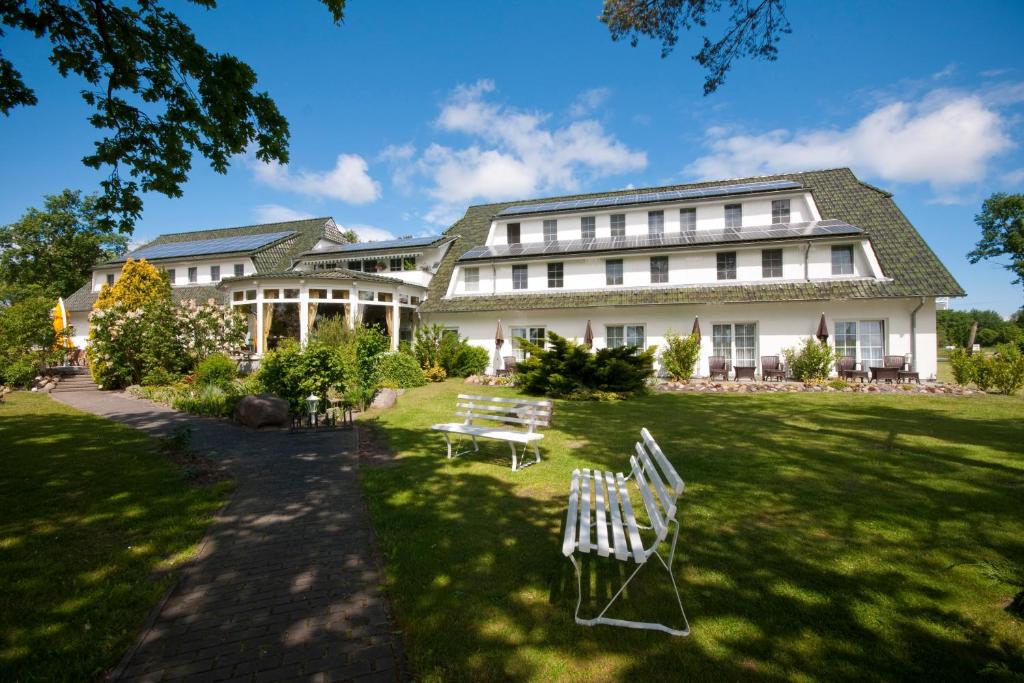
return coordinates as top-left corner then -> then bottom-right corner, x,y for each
948,347 -> 976,385
141,367 -> 179,387
448,343 -> 489,377
308,314 -> 348,347
424,364 -> 447,382
413,324 -> 445,369
257,340 -> 346,412
782,337 -> 836,381
828,379 -> 849,390
0,296 -> 59,387
195,353 -> 237,389
660,331 -> 700,381
171,384 -> 236,417
976,344 -> 1024,395
516,332 -> 655,398
412,324 -> 486,377
2,357 -> 39,387
377,352 -> 426,388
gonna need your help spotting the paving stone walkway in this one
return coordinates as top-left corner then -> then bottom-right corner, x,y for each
54,390 -> 405,683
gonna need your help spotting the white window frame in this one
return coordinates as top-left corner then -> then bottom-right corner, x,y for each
233,263 -> 245,277
510,326 -> 546,361
716,251 -> 737,280
210,265 -> 221,281
606,324 -> 646,349
832,244 -> 854,275
650,255 -> 669,284
680,207 -> 696,233
512,264 -> 528,290
712,322 -> 758,369
835,319 -> 886,369
188,266 -> 198,283
464,267 -> 480,292
106,273 -> 115,286
648,210 -> 664,236
547,262 -> 564,288
771,198 -> 791,224
606,259 -> 623,285
610,213 -> 626,237
166,268 -> 175,284
507,223 -> 521,244
581,216 -> 596,239
761,248 -> 783,278
724,203 -> 742,229
543,219 -> 558,243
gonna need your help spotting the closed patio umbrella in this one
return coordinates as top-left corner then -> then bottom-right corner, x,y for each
583,320 -> 594,348
691,316 -> 701,343
495,320 -> 505,349
816,313 -> 829,342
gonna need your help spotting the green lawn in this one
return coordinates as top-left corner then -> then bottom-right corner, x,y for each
0,393 -> 231,681
360,381 -> 1024,682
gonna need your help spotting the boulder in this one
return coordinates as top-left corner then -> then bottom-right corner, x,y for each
371,388 -> 398,410
234,393 -> 289,428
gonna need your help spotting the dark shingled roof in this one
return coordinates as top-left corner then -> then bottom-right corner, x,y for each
64,284 -> 225,312
420,168 -> 965,313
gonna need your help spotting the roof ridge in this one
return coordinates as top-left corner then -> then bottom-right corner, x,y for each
152,216 -> 331,239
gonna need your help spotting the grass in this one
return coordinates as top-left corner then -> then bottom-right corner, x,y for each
0,392 -> 231,681
360,381 -> 1024,682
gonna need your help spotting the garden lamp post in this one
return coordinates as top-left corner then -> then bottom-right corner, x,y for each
306,393 -> 320,428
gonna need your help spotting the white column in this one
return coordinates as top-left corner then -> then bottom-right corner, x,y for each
348,287 -> 358,329
255,287 -> 265,355
298,286 -> 309,347
391,303 -> 400,351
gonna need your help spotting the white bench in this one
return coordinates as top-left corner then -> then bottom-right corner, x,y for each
431,394 -> 552,471
562,428 -> 690,636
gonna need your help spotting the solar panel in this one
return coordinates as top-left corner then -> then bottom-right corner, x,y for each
310,234 -> 446,254
114,231 -> 297,262
497,180 -> 803,217
457,219 -> 862,261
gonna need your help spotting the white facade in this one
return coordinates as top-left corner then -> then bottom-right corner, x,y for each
425,298 -> 939,380
91,256 -> 257,291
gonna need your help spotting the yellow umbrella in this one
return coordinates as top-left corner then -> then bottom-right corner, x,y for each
52,297 -> 73,350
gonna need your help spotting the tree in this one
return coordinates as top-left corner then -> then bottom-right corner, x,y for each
0,189 -> 128,299
0,295 -> 58,386
0,1 -> 346,234
601,0 -> 791,95
968,193 -> 1024,289
94,258 -> 170,310
937,309 -> 1021,348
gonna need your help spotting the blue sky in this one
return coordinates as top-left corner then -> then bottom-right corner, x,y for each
1,1 -> 1022,313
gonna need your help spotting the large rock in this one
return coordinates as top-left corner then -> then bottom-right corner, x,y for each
234,393 -> 289,428
371,388 -> 398,410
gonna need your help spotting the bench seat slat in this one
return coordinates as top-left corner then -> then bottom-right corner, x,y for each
594,471 -> 609,557
604,471 -> 629,561
616,472 -> 647,563
431,423 -> 544,443
632,455 -> 666,537
580,470 -> 592,553
562,470 -> 580,556
642,428 -> 684,495
637,443 -> 676,521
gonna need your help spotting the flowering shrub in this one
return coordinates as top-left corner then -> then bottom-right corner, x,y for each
782,337 -> 836,381
660,331 -> 701,381
88,298 -> 246,389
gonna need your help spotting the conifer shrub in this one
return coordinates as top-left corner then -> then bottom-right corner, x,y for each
516,332 -> 655,398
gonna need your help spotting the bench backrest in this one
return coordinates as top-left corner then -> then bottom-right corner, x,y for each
629,428 -> 685,553
456,394 -> 552,433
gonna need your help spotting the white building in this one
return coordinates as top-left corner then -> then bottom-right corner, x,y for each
65,168 -> 964,380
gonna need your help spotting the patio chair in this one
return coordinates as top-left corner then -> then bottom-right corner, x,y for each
708,356 -> 728,381
884,355 -> 907,371
897,355 -> 920,384
836,356 -> 868,383
502,356 -> 518,376
760,356 -> 786,381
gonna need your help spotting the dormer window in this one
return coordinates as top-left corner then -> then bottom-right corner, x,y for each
543,219 -> 558,243
606,259 -> 623,285
581,216 -> 596,239
610,214 -> 625,237
507,223 -> 521,245
717,252 -> 737,280
725,204 -> 742,230
832,245 -> 854,275
234,263 -> 244,277
106,273 -> 114,286
648,210 -> 664,236
210,265 -> 220,281
166,269 -> 175,284
188,267 -> 198,283
772,199 -> 791,224
464,267 -> 479,292
512,265 -> 528,289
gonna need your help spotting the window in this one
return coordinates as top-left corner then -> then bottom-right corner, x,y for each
232,291 -> 243,302
188,266 -> 197,283
377,293 -> 393,303
716,252 -> 737,280
358,290 -> 374,301
610,213 -> 626,237
510,326 -> 545,361
724,203 -> 742,229
245,289 -> 256,301
547,262 -> 564,288
210,265 -> 220,281
832,245 -> 854,275
331,289 -> 349,299
309,288 -> 327,300
166,269 -> 175,284
606,324 -> 646,349
581,216 -> 596,239
835,320 -> 885,369
283,288 -> 299,299
507,223 -> 521,244
543,219 -> 558,243
464,267 -> 480,292
605,259 -> 623,285
761,249 -> 783,278
106,273 -> 115,286
263,288 -> 280,299
650,256 -> 669,283
403,256 -> 417,270
772,199 -> 791,223
234,264 -> 244,277
648,210 -> 664,235
390,257 -> 403,271
680,207 -> 696,233
512,265 -> 528,290
347,260 -> 362,271
713,323 -> 757,368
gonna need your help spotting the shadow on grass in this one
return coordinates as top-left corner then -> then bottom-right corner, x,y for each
358,389 -> 1024,682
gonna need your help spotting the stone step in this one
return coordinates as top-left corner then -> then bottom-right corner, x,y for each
52,385 -> 99,393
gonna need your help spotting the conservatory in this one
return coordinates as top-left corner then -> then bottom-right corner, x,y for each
220,271 -> 425,354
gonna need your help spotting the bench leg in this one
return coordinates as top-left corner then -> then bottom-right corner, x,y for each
443,433 -> 453,459
509,441 -> 518,472
471,435 -> 479,452
568,519 -> 690,637
531,441 -> 541,467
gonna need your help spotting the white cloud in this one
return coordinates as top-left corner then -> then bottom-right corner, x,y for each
407,80 -> 646,223
569,87 -> 611,117
340,223 -> 396,242
686,90 -> 1014,191
252,153 -> 381,204
253,204 -> 313,223
1002,168 -> 1024,186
